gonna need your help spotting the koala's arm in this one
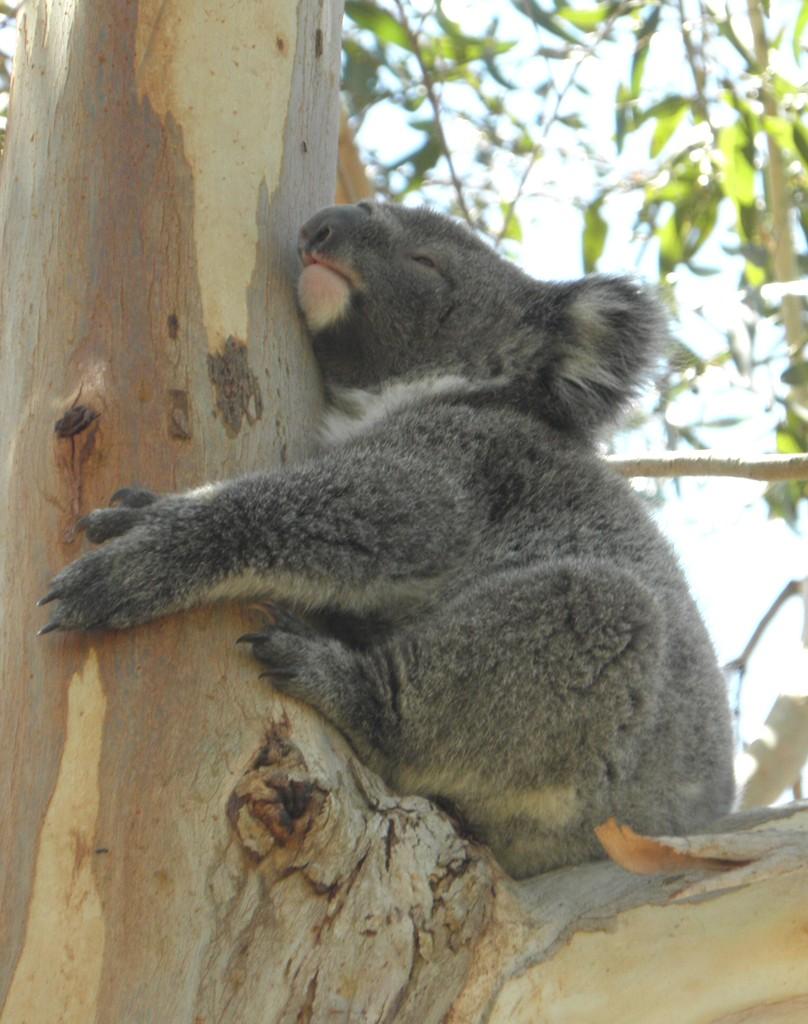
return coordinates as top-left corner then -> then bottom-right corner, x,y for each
39,440 -> 480,632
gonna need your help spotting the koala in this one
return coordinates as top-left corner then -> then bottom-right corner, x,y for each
40,201 -> 735,877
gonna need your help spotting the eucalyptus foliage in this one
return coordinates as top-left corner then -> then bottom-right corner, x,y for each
343,0 -> 807,518
0,3 -> 17,149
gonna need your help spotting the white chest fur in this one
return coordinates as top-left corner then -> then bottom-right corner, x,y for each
320,375 -> 468,446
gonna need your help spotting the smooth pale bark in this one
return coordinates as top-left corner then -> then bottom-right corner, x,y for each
462,804 -> 808,1024
2,4 -> 808,1023
607,452 -> 808,481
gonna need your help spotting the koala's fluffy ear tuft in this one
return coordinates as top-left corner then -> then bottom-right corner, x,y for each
529,275 -> 669,435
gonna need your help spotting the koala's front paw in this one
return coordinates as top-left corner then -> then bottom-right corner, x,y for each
78,487 -> 158,543
238,604 -> 318,679
239,609 -> 376,761
238,605 -> 333,709
39,532 -> 178,633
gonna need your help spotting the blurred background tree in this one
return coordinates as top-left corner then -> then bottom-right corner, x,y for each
0,4 -> 14,144
341,0 -> 806,512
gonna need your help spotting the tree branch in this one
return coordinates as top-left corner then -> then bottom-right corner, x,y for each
336,109 -> 374,204
746,0 -> 803,355
676,0 -> 711,128
725,579 -> 803,678
607,452 -> 808,481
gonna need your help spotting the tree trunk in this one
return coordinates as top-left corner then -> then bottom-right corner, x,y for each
2,4 -> 808,1023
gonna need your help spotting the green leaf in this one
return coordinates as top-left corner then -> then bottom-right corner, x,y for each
715,16 -> 755,64
658,212 -> 684,270
650,178 -> 694,203
499,203 -> 522,242
718,122 -> 756,207
761,114 -> 795,152
557,3 -> 611,31
765,480 -> 804,525
402,92 -> 428,113
793,122 -> 808,169
344,2 -> 414,51
630,5 -> 662,100
650,100 -> 688,157
738,203 -> 759,245
615,82 -> 632,153
342,39 -> 384,109
781,363 -> 808,387
640,95 -> 689,122
432,8 -> 515,63
429,15 -> 514,62
483,54 -> 519,90
583,198 -> 608,272
776,427 -> 804,455
683,196 -> 719,260
795,0 -> 808,62
772,73 -> 801,102
431,34 -> 514,63
744,260 -> 767,288
516,0 -> 582,45
395,134 -> 443,190
512,129 -> 536,156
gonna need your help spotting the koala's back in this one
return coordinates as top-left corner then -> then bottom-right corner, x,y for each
344,399 -> 735,876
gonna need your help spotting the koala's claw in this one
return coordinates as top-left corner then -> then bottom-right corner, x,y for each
265,604 -> 316,636
72,487 -> 159,544
37,620 -> 62,636
37,586 -> 71,633
236,632 -> 268,645
78,506 -> 147,544
237,605 -> 317,681
110,487 -> 158,508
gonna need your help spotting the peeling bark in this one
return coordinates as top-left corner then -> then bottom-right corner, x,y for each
207,335 -> 265,436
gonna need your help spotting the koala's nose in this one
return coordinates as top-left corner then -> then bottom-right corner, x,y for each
298,204 -> 371,259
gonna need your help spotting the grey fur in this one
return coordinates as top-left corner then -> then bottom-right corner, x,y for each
40,202 -> 734,877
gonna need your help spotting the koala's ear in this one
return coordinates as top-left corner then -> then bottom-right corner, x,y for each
531,276 -> 668,434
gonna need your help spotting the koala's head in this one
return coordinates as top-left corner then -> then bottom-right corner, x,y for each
297,201 -> 667,435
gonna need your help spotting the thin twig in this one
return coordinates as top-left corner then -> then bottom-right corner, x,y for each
607,452 -> 808,481
392,0 -> 473,224
676,0 -> 711,127
725,577 -> 803,740
725,579 -> 802,677
497,0 -> 634,245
